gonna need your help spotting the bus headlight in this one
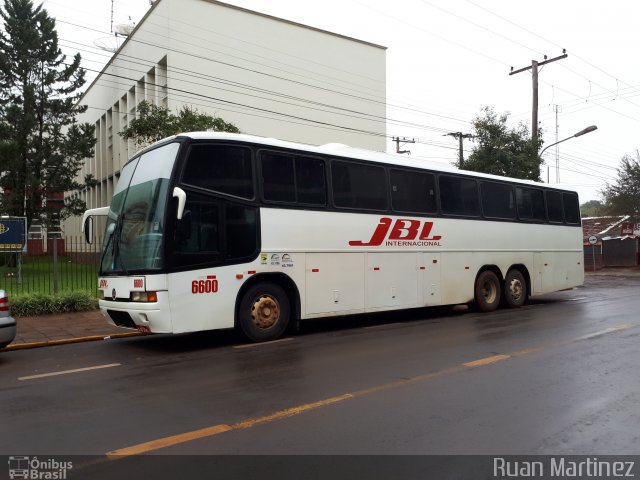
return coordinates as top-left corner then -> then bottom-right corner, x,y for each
130,291 -> 158,302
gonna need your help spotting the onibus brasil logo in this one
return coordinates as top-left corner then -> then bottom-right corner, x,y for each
8,456 -> 73,479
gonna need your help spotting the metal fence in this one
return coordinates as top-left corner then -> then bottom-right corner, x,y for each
0,237 -> 102,297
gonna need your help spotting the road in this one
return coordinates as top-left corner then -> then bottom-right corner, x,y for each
1,274 -> 639,477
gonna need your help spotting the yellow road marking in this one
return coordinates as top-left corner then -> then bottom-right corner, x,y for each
573,324 -> 634,342
18,363 -> 121,381
107,394 -> 353,457
463,354 -> 510,368
106,322 -> 640,458
231,394 -> 353,429
107,424 -> 232,458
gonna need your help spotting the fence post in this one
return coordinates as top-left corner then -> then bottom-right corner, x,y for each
53,237 -> 59,296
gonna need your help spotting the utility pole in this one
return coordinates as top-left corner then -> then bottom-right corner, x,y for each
393,136 -> 414,155
509,50 -> 567,141
445,132 -> 473,167
554,104 -> 562,183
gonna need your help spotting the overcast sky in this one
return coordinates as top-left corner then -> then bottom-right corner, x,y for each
38,0 -> 640,204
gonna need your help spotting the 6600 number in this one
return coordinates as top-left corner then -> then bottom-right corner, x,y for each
192,278 -> 219,294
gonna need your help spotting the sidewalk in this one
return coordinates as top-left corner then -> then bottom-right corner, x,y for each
3,309 -> 140,351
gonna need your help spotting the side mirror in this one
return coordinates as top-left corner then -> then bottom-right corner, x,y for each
83,216 -> 94,244
81,206 -> 110,244
173,187 -> 186,220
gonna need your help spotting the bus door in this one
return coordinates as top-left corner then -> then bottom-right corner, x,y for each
419,252 -> 441,306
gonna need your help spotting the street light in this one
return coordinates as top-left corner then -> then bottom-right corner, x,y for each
539,125 -> 597,183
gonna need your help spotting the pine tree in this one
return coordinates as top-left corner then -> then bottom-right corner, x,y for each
0,0 -> 95,230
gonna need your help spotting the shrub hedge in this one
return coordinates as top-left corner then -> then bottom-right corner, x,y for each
11,291 -> 99,317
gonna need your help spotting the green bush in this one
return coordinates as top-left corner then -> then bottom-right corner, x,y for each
11,291 -> 98,317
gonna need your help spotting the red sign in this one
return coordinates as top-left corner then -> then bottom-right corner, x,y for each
621,223 -> 633,235
350,217 -> 442,247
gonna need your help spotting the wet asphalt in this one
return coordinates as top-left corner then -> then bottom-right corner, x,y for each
1,274 -> 639,461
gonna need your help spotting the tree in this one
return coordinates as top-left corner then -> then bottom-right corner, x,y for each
0,0 -> 95,230
120,101 -> 241,148
461,106 -> 542,181
601,151 -> 640,216
580,200 -> 605,217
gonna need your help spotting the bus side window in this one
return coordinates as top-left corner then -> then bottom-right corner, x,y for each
295,156 -> 326,206
390,169 -> 437,214
332,161 -> 387,210
182,144 -> 254,200
516,187 -> 546,221
546,190 -> 564,223
261,152 -> 295,203
259,152 -> 326,206
480,182 -> 516,219
439,175 -> 479,216
225,204 -> 258,260
174,198 -> 220,254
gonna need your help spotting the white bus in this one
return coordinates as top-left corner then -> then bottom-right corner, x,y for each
83,132 -> 584,342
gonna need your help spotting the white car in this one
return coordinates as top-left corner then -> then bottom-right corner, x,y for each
0,290 -> 16,349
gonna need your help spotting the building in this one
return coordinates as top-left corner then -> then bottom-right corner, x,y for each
582,216 -> 640,269
65,0 -> 387,237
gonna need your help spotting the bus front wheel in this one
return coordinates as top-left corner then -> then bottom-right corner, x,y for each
503,269 -> 527,308
474,270 -> 501,312
238,283 -> 290,342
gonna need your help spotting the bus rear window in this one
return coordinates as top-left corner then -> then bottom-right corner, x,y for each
563,192 -> 581,224
546,191 -> 564,223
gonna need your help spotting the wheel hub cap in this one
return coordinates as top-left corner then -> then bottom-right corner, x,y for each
509,280 -> 523,300
251,295 -> 280,329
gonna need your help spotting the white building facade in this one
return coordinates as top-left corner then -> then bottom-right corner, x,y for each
65,0 -> 387,236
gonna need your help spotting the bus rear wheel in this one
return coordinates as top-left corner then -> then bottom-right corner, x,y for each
503,269 -> 527,308
238,283 -> 290,342
474,270 -> 501,312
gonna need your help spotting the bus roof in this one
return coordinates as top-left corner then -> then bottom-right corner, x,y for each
148,131 -> 576,193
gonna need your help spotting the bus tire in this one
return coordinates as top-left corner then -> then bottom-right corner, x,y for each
503,269 -> 527,308
474,270 -> 501,312
238,283 -> 290,342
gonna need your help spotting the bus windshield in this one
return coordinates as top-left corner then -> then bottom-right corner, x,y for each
100,142 -> 180,274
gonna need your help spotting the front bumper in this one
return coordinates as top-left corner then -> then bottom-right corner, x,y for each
99,291 -> 173,333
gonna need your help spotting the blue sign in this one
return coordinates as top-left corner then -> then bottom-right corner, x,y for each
0,217 -> 27,252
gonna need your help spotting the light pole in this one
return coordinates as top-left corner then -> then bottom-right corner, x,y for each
539,125 -> 597,183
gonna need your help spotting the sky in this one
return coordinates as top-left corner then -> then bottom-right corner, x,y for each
36,0 -> 640,204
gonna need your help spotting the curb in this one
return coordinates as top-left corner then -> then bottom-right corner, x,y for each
1,331 -> 143,352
